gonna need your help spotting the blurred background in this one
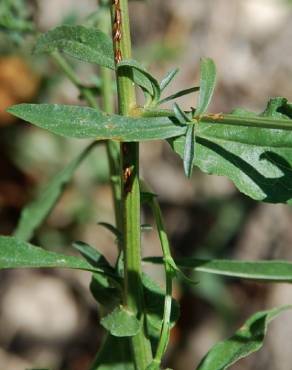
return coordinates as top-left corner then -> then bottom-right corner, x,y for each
1,0 -> 292,369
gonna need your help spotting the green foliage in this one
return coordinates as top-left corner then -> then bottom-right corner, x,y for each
197,306 -> 292,370
3,2 -> 292,369
0,236 -> 106,273
8,103 -> 186,141
14,143 -> 97,241
0,0 -> 34,33
90,335 -> 134,370
117,59 -> 161,106
194,58 -> 217,116
144,257 -> 292,282
101,306 -> 141,337
34,25 -> 115,69
171,97 -> 292,203
159,68 -> 179,91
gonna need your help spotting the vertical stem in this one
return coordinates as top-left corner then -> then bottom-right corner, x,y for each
111,0 -> 152,368
99,3 -> 122,234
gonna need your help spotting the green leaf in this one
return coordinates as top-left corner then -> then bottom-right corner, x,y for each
173,103 -> 191,124
183,124 -> 195,178
117,59 -> 161,105
8,104 -> 186,142
195,58 -> 216,116
14,143 -> 96,242
159,86 -> 200,105
101,306 -> 141,337
89,334 -> 134,370
160,68 -> 179,91
145,363 -> 160,370
144,257 -> 292,282
72,240 -> 111,269
0,236 -> 104,273
0,0 -> 34,33
34,25 -> 115,69
170,97 -> 292,203
90,273 -> 121,308
196,305 -> 292,370
98,222 -> 122,241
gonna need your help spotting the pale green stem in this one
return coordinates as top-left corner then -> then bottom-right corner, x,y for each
151,200 -> 173,364
111,0 -> 153,368
99,3 -> 122,235
141,181 -> 173,366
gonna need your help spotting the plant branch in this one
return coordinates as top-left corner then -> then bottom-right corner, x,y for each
141,182 -> 173,366
111,0 -> 152,368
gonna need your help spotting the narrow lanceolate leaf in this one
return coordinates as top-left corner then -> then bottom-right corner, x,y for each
101,306 -> 140,337
195,58 -> 216,115
8,104 -> 186,141
144,257 -> 292,282
159,86 -> 199,105
14,143 -> 96,241
160,67 -> 179,91
183,125 -> 195,178
117,59 -> 161,104
0,236 -> 104,273
170,97 -> 292,203
34,25 -> 115,69
173,103 -> 191,123
73,241 -> 112,270
197,306 -> 292,370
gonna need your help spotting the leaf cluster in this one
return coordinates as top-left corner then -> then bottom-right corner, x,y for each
2,17 -> 292,370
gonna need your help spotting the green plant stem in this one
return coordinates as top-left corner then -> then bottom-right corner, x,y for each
151,200 -> 173,364
141,108 -> 292,131
111,0 -> 152,368
99,3 -> 122,234
141,182 -> 173,366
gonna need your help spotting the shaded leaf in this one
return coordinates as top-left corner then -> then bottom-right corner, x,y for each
101,306 -> 140,337
0,236 -> 104,273
170,97 -> 292,203
14,143 -> 96,241
144,257 -> 292,282
89,334 -> 134,370
197,306 -> 292,370
117,59 -> 161,104
173,103 -> 191,123
34,25 -> 114,69
90,273 -> 121,308
195,58 -> 216,115
8,104 -> 186,141
72,240 -> 111,269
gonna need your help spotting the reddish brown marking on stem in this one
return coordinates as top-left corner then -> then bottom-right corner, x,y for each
115,49 -> 122,63
204,113 -> 224,120
123,166 -> 133,193
113,0 -> 123,64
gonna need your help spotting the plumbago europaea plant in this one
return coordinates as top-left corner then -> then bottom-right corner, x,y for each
2,0 -> 292,369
